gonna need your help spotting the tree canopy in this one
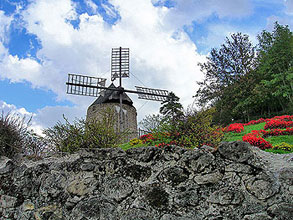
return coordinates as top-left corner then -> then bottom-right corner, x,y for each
195,22 -> 293,124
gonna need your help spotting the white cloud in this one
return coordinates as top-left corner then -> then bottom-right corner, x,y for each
0,100 -> 43,135
1,0 -> 209,127
0,99 -> 86,136
161,0 -> 253,30
285,0 -> 293,15
266,15 -> 293,31
85,0 -> 99,13
0,10 -> 12,44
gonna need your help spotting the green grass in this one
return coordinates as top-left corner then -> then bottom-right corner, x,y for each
264,148 -> 293,154
223,122 -> 266,142
223,122 -> 293,154
120,121 -> 293,154
264,135 -> 293,146
119,142 -> 147,151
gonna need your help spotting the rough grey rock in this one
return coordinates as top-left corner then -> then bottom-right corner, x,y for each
0,141 -> 292,219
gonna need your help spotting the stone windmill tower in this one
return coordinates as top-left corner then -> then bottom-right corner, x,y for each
86,83 -> 137,139
66,47 -> 170,141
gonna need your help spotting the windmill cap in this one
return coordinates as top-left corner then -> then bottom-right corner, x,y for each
90,83 -> 134,107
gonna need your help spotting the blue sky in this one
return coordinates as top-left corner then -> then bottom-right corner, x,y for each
0,0 -> 293,133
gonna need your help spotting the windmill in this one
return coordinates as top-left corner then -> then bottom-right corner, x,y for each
66,47 -> 170,133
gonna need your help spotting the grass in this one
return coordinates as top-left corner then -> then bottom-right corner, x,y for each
264,135 -> 293,146
264,148 -> 293,154
223,122 -> 293,154
120,120 -> 293,154
223,122 -> 266,142
119,142 -> 147,151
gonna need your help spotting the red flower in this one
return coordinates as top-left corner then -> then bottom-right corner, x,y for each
226,123 -> 244,133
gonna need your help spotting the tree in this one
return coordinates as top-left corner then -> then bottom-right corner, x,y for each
195,32 -> 257,123
160,92 -> 183,123
139,114 -> 164,132
254,22 -> 293,113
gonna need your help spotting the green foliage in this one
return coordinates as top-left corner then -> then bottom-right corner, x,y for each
43,108 -> 126,153
272,142 -> 293,151
196,23 -> 293,125
129,138 -> 143,146
119,142 -> 147,151
138,114 -> 166,132
195,33 -> 256,108
175,107 -> 224,148
254,22 -> 293,113
160,92 -> 183,124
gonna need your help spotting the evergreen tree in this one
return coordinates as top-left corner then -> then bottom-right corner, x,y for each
160,92 -> 183,124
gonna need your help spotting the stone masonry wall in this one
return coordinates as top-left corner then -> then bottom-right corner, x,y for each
0,142 -> 292,219
87,103 -> 137,140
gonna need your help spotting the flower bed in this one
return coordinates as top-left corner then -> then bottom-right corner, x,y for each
224,114 -> 293,151
261,127 -> 293,138
264,120 -> 293,130
226,123 -> 244,133
242,131 -> 272,150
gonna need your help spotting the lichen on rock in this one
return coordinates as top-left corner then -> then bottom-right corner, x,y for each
0,141 -> 292,219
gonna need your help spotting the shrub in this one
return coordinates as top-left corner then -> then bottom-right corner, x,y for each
264,120 -> 293,130
0,112 -> 30,158
261,127 -> 293,137
175,107 -> 224,148
272,142 -> 293,151
226,123 -> 244,133
43,108 -> 127,153
242,131 -> 272,150
0,112 -> 40,158
23,130 -> 48,158
129,138 -> 143,146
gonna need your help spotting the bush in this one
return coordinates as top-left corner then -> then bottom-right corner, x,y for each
272,142 -> 293,151
242,131 -> 272,150
0,112 -> 45,159
175,108 -> 224,148
0,112 -> 28,158
129,138 -> 143,146
43,108 -> 127,153
226,123 -> 244,133
138,108 -> 224,149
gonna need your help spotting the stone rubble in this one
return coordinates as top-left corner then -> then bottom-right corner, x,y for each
0,141 -> 292,219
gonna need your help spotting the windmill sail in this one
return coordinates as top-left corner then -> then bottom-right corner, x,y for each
111,47 -> 129,81
66,73 -> 107,97
66,47 -> 171,134
135,86 -> 169,101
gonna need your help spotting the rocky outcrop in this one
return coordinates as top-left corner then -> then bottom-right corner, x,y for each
0,141 -> 292,220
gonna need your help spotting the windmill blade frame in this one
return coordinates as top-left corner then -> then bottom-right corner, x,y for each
66,73 -> 107,97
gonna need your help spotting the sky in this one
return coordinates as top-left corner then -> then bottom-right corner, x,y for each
0,0 -> 293,134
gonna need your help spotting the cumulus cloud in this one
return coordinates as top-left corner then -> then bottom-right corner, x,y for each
0,100 -> 43,135
0,99 -> 86,135
160,0 -> 253,30
0,0 -> 209,126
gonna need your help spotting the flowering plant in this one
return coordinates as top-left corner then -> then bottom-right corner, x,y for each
242,131 -> 272,150
226,123 -> 244,133
264,120 -> 293,130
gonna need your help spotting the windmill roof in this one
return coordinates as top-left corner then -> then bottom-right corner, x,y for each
90,83 -> 134,107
